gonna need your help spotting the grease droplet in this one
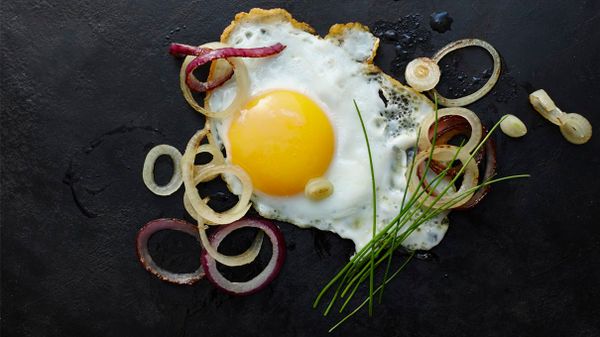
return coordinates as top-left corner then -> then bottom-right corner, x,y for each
430,11 -> 453,33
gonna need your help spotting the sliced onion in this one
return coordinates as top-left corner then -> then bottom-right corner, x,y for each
181,129 -> 252,225
408,145 -> 479,209
418,107 -> 483,154
136,218 -> 204,285
201,218 -> 286,296
178,42 -> 249,119
142,144 -> 183,196
429,39 -> 501,107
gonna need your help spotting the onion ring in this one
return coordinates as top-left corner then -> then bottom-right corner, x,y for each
419,107 -> 483,154
136,218 -> 204,285
142,144 -> 183,196
408,145 -> 479,209
201,218 -> 286,296
178,42 -> 249,119
181,129 -> 252,225
429,39 -> 501,107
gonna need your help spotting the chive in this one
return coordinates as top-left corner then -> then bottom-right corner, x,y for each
313,101 -> 528,331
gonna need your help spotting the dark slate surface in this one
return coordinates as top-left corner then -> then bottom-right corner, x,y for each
2,1 -> 600,336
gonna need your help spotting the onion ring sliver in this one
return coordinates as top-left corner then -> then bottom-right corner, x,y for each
429,39 -> 501,107
201,218 -> 286,296
142,144 -> 183,196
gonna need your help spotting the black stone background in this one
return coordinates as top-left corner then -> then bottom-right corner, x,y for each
2,1 -> 600,336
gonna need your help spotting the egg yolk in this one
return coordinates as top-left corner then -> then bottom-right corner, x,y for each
228,90 -> 335,196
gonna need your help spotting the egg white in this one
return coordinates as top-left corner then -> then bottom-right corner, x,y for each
207,10 -> 449,252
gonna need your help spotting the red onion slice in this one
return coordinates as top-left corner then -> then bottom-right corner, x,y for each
185,43 -> 286,92
136,218 -> 204,285
201,218 -> 286,296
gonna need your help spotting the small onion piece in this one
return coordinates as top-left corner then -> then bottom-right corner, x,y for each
405,57 -> 441,92
408,145 -> 480,209
142,144 -> 183,196
304,177 -> 334,201
136,218 -> 204,285
418,107 -> 483,154
429,38 -> 501,107
500,114 -> 527,138
559,113 -> 592,144
529,89 -> 564,126
181,128 -> 252,225
178,42 -> 250,119
201,218 -> 286,296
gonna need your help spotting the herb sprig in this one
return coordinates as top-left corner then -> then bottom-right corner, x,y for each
313,99 -> 529,332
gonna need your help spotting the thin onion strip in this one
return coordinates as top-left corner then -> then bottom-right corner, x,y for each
429,39 -> 501,107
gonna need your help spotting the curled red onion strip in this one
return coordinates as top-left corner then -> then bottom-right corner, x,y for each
185,43 -> 286,92
136,218 -> 204,285
170,42 -> 235,92
169,43 -> 211,57
201,218 -> 286,296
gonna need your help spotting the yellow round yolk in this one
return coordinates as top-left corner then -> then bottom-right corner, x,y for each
228,90 -> 335,196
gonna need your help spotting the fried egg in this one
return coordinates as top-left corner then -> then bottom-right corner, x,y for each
207,8 -> 449,252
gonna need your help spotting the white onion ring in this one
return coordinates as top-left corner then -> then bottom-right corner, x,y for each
201,218 -> 286,296
142,144 -> 183,196
181,129 -> 252,225
136,218 -> 204,285
418,107 -> 483,154
179,42 -> 249,119
429,39 -> 501,107
408,145 -> 479,209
